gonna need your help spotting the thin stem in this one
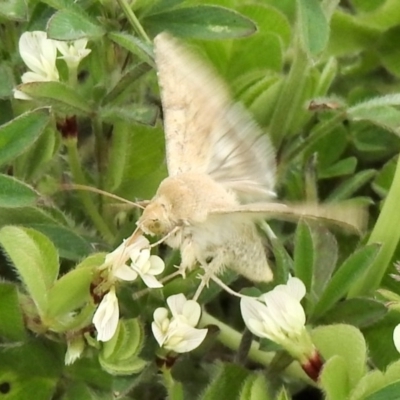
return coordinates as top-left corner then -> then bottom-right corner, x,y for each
348,155 -> 400,297
92,116 -> 107,192
65,138 -> 114,242
199,311 -> 312,383
116,0 -> 151,44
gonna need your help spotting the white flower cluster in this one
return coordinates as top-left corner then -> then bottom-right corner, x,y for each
93,236 -> 165,342
240,277 -> 314,360
14,31 -> 91,99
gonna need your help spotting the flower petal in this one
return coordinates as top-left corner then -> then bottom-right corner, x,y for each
92,288 -> 119,342
113,263 -> 138,281
171,325 -> 208,353
167,293 -> 187,317
181,300 -> 201,326
394,324 -> 400,353
140,273 -> 163,288
148,255 -> 165,275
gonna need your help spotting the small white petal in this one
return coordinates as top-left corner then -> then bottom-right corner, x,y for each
148,255 -> 165,275
113,263 -> 138,281
92,289 -> 119,342
140,273 -> 163,288
394,324 -> 400,353
181,300 -> 201,326
152,321 -> 166,347
167,293 -> 188,317
134,249 -> 151,270
153,307 -> 169,326
169,324 -> 208,353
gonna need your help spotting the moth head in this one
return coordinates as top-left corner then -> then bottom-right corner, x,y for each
137,196 -> 174,236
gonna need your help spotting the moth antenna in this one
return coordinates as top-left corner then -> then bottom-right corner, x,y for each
60,183 -> 147,209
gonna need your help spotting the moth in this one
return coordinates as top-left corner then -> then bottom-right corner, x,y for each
135,33 -> 365,285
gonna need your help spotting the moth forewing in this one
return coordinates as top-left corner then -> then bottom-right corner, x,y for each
209,202 -> 368,235
153,33 -> 276,203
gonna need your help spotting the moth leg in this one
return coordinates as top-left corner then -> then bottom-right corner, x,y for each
192,254 -> 225,300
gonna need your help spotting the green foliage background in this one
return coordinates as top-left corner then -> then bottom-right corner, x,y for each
2,0 -> 400,399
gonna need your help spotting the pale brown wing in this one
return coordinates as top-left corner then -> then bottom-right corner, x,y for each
209,202 -> 368,235
153,33 -> 276,202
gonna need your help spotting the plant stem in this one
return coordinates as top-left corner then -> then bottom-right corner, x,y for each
92,116 -> 107,192
161,366 -> 184,400
348,155 -> 400,297
65,137 -> 114,242
116,0 -> 151,44
199,311 -> 310,383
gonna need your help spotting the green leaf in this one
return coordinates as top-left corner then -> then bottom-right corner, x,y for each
321,298 -> 387,328
270,237 -> 293,284
102,63 -> 152,106
98,318 -> 147,375
378,26 -> 400,78
0,174 -> 38,208
47,8 -> 105,40
328,10 -> 379,56
100,318 -> 143,362
349,370 -> 385,400
17,82 -> 93,116
238,4 -> 291,47
100,104 -> 158,126
228,33 -> 283,78
143,6 -> 257,40
326,169 -> 376,201
0,282 -> 26,341
296,0 -> 329,55
293,221 -> 314,292
108,32 -> 155,67
29,223 -> 94,261
0,108 -> 50,167
47,255 -> 102,318
312,324 -> 367,387
359,0 -> 400,31
0,0 -> 28,21
372,156 -> 397,198
107,122 -> 165,195
200,362 -> 249,400
15,125 -> 59,182
312,227 -> 338,299
0,226 -> 59,316
312,244 -> 381,318
365,382 -> 400,400
319,355 -> 350,399
0,63 -> 14,98
239,373 -> 272,400
318,157 -> 357,179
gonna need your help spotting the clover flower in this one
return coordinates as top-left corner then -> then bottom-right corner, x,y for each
152,294 -> 208,353
14,31 -> 59,99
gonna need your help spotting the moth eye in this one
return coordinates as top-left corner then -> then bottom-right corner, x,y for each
205,256 -> 214,264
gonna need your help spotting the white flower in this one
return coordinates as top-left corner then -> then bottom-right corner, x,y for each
129,246 -> 165,288
15,31 -> 59,100
151,294 -> 208,353
393,324 -> 400,353
93,287 -> 119,342
105,235 -> 165,287
240,277 -> 313,358
105,236 -> 149,281
56,38 -> 91,69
